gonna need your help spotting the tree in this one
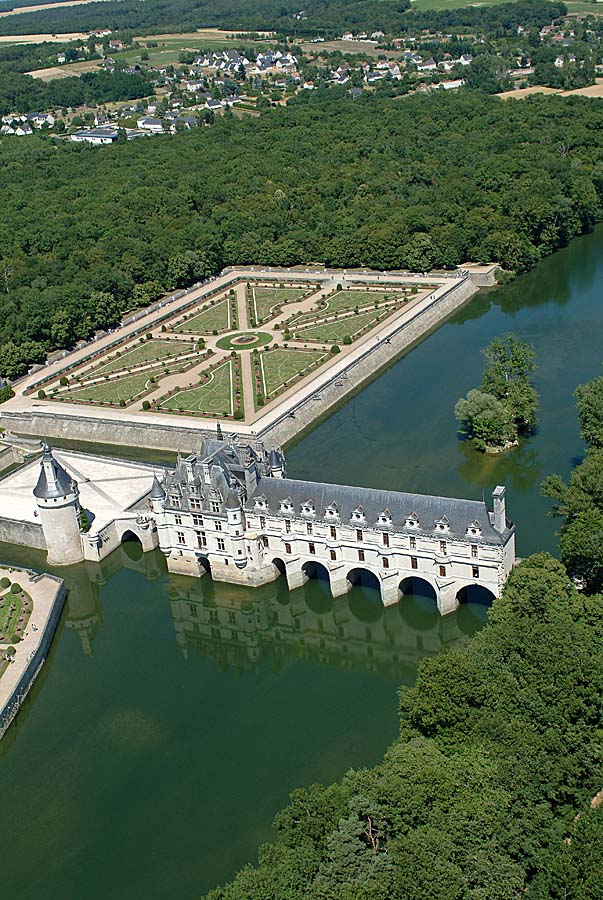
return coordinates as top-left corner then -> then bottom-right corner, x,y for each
455,389 -> 515,450
558,508 -> 603,593
481,334 -> 539,432
575,374 -> 603,449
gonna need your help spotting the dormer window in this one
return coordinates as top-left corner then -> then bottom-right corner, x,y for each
254,495 -> 268,510
405,512 -> 419,529
466,519 -> 482,537
301,499 -> 315,517
169,494 -> 181,508
378,508 -> 392,526
280,497 -> 294,514
324,502 -> 339,520
351,505 -> 366,524
434,516 -> 450,533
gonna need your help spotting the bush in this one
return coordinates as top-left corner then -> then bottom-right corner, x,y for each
161,324 -> 166,332
59,375 -> 68,386
0,384 -> 14,403
233,409 -> 244,420
10,582 -> 21,593
343,335 -> 352,345
0,577 -> 10,588
330,344 -> 341,354
37,389 -> 46,399
10,634 -> 21,643
142,400 -> 151,410
146,332 -> 153,340
257,394 -> 265,407
119,399 -> 126,407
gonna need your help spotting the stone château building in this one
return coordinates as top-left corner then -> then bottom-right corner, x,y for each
152,428 -> 516,615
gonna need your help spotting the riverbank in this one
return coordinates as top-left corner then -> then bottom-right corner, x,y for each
0,565 -> 66,739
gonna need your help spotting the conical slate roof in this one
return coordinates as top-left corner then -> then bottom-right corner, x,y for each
150,473 -> 166,500
33,444 -> 74,500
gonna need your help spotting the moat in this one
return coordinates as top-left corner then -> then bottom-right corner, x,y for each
2,226 -> 603,900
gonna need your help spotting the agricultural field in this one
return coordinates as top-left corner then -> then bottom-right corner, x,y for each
248,284 -> 314,325
257,348 -> 327,401
292,308 -> 383,343
158,358 -> 239,417
171,298 -> 233,335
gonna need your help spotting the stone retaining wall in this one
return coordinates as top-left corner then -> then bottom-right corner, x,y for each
0,517 -> 45,550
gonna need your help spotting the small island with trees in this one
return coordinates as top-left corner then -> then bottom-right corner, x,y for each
455,334 -> 540,452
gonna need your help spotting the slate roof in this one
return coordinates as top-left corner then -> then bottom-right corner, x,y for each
33,445 -> 74,500
246,477 -> 510,544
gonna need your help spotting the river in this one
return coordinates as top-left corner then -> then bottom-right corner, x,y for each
1,227 -> 602,900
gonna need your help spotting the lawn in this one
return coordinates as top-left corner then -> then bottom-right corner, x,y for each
290,289 -> 404,326
87,338 -> 193,377
159,359 -> 237,416
172,299 -> 233,334
292,309 -> 382,343
249,285 -> 311,324
0,588 -> 31,643
258,348 -> 327,399
64,370 -> 157,404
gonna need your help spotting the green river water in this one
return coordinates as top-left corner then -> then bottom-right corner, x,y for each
1,227 -> 603,900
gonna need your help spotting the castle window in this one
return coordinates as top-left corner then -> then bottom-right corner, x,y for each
330,549 -> 336,561
177,531 -> 186,545
411,557 -> 418,569
307,523 -> 313,535
216,537 -> 225,551
382,557 -> 389,569
471,544 -> 478,559
356,529 -> 363,542
439,565 -> 446,577
228,611 -> 236,624
285,519 -> 291,533
308,542 -> 316,554
190,497 -> 202,510
285,542 -> 292,554
472,566 -> 479,579
169,495 -> 180,508
383,533 -> 389,547
174,514 -> 182,525
196,532 -> 207,549
211,501 -> 220,514
262,536 -> 269,548
410,536 -> 416,550
215,521 -> 222,532
440,540 -> 447,555
358,549 -> 365,562
192,514 -> 204,527
260,515 -> 266,529
330,526 -> 337,539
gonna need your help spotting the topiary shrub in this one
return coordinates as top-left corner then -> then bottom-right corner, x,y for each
233,409 -> 244,420
142,400 -> 151,410
10,582 -> 21,594
119,399 -> 126,408
0,577 -> 10,588
343,335 -> 352,345
59,375 -> 68,386
38,389 -> 46,399
330,345 -> 341,354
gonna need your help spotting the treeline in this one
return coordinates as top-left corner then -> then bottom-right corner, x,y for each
0,40 -> 88,74
0,0 -> 562,37
204,552 -> 603,900
1,89 -> 603,378
0,68 -> 152,115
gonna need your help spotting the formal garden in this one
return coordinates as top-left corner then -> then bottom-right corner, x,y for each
0,577 -> 32,648
157,357 -> 242,419
246,282 -> 319,326
254,347 -> 329,409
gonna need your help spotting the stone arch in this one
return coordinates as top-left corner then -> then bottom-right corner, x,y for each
346,567 -> 381,592
272,557 -> 287,578
271,557 -> 290,605
456,584 -> 495,636
301,560 -> 332,614
456,584 -> 496,606
197,555 -> 211,576
120,528 -> 142,545
301,560 -> 331,586
120,529 -> 143,561
399,576 -> 439,631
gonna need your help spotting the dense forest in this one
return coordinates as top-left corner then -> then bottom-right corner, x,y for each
1,88 -> 602,378
0,69 -> 152,115
203,552 -> 603,900
0,0 -> 564,37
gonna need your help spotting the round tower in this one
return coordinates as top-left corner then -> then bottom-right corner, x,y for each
269,448 -> 285,479
33,444 -> 85,565
225,484 -> 246,568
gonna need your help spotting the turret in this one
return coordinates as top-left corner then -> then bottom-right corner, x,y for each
226,484 -> 246,568
33,444 -> 85,565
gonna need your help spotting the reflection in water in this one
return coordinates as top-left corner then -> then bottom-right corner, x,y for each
167,565 -> 488,683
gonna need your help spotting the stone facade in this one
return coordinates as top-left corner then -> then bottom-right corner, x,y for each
155,430 -> 515,616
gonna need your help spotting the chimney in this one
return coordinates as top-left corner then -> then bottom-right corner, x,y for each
492,485 -> 506,533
